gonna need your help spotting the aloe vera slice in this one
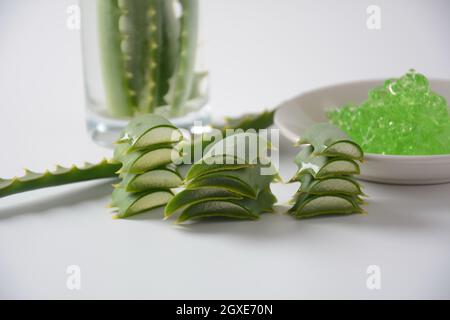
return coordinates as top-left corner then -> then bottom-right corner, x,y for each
111,187 -> 173,218
185,155 -> 253,181
293,146 -> 359,179
297,123 -> 363,160
187,175 -> 257,199
203,132 -> 271,165
164,187 -> 243,218
176,189 -> 276,223
115,144 -> 180,174
119,167 -> 182,192
118,114 -> 183,150
290,194 -> 364,219
296,174 -> 363,196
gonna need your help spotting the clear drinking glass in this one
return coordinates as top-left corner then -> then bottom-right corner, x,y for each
80,0 -> 210,147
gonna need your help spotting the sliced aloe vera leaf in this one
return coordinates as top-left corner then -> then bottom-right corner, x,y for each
176,189 -> 276,223
185,155 -> 254,181
297,123 -> 363,160
118,114 -> 183,150
290,194 -> 364,219
293,146 -> 359,179
187,175 -> 257,199
119,167 -> 182,193
203,132 -> 272,165
177,201 -> 259,223
296,174 -> 364,196
164,187 -> 243,218
111,188 -> 173,218
115,144 -> 181,174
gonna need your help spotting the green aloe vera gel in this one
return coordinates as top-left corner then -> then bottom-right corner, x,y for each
328,70 -> 450,155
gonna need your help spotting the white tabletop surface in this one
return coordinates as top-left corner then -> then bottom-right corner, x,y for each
0,0 -> 449,299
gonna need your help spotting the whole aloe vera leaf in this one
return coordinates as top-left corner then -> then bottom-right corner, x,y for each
293,146 -> 360,179
165,0 -> 198,115
98,0 -> 140,117
117,114 -> 183,150
176,189 -> 276,223
289,194 -> 364,219
164,187 -> 243,218
297,123 -> 363,160
118,167 -> 182,192
0,159 -> 120,199
156,0 -> 179,106
111,187 -> 173,218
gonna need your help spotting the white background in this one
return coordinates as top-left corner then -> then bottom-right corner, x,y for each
0,0 -> 449,299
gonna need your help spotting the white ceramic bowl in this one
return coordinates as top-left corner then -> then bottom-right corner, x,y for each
274,79 -> 450,185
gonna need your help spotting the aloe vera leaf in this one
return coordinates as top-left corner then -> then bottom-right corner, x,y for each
217,110 -> 275,132
111,187 -> 173,218
156,0 -> 180,106
176,189 -> 276,223
289,194 -> 364,219
297,123 -> 363,160
293,146 -> 360,179
114,143 -> 181,174
117,114 -> 183,150
185,155 -> 254,181
294,174 -> 364,196
136,0 -> 171,113
97,0 -> 135,117
0,159 -> 120,199
164,187 -> 243,218
165,0 -> 199,115
187,175 -> 257,199
119,167 -> 182,192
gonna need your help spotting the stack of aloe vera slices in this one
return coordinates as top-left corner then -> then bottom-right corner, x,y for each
165,133 -> 279,223
288,123 -> 366,219
111,114 -> 184,218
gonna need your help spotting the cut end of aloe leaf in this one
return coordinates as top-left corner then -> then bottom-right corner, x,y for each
321,141 -> 364,160
291,195 -> 363,219
132,126 -> 183,150
113,189 -> 174,219
125,169 -> 182,193
316,159 -> 360,178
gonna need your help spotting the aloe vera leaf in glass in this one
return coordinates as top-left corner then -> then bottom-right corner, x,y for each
0,159 -> 120,199
165,0 -> 199,115
297,123 -> 364,160
98,0 -> 180,117
292,146 -> 360,179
